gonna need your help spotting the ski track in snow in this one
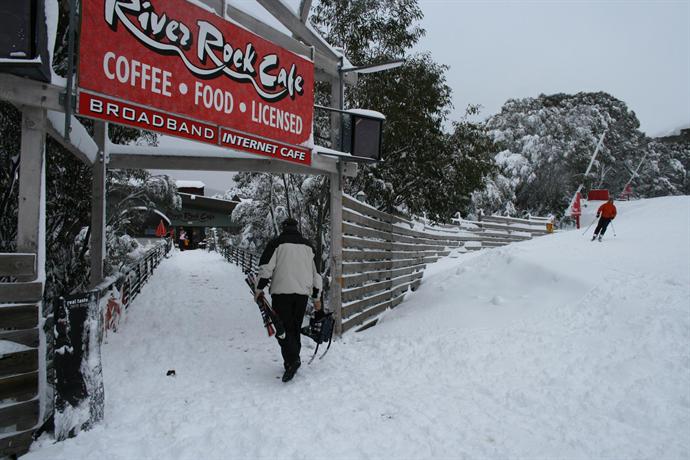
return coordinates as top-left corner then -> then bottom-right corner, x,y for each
26,197 -> 690,460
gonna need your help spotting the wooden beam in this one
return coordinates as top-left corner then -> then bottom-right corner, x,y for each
0,372 -> 38,405
107,150 -> 339,175
17,107 -> 46,282
341,264 -> 425,288
90,122 -> 107,288
343,236 -> 449,252
299,0 -> 312,23
224,3 -> 343,81
0,399 -> 39,432
0,254 -> 36,278
46,111 -> 98,164
482,215 -> 550,227
0,427 -> 34,458
342,257 -> 437,275
0,282 -> 43,304
343,194 -> 413,226
342,271 -> 423,302
342,249 -> 448,262
342,222 -> 461,247
329,164 -> 343,336
0,329 -> 39,348
0,73 -> 63,112
342,284 -> 411,318
225,4 -> 309,57
0,305 -> 38,330
0,350 -> 38,379
197,0 -> 224,15
342,294 -> 406,333
257,0 -> 337,59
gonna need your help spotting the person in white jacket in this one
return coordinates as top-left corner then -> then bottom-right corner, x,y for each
255,217 -> 322,382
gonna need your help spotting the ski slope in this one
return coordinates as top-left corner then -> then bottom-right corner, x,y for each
27,196 -> 690,459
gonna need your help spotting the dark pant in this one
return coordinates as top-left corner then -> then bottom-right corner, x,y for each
272,294 -> 308,367
594,217 -> 612,236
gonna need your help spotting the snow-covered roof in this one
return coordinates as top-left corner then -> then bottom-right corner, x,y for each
347,109 -> 386,120
176,180 -> 206,189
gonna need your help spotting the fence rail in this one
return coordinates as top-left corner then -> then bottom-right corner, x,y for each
218,246 -> 259,275
341,195 -> 459,332
341,195 -> 553,332
0,250 -> 43,456
0,254 -> 36,279
214,196 -> 552,336
96,240 -> 171,321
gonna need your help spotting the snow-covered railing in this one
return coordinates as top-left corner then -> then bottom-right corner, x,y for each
109,240 -> 172,309
218,245 -> 259,275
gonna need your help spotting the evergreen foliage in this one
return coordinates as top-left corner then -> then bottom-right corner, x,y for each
478,91 -> 681,216
311,0 -> 496,222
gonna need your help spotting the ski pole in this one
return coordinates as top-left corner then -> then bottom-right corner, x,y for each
582,218 -> 597,235
610,221 -> 616,237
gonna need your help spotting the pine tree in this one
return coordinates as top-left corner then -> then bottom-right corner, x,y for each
311,0 -> 495,222
483,92 -> 651,216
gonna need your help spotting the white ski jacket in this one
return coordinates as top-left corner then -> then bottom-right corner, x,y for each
256,229 -> 322,298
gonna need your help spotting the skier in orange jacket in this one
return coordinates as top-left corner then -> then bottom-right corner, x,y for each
592,198 -> 617,241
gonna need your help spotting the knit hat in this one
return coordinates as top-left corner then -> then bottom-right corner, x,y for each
281,217 -> 298,230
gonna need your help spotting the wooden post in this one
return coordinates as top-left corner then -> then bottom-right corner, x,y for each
90,122 -> 107,288
16,107 -> 47,430
199,0 -> 224,15
329,164 -> 343,335
17,108 -> 47,274
328,77 -> 344,335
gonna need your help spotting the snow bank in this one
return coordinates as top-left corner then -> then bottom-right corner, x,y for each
26,197 -> 690,459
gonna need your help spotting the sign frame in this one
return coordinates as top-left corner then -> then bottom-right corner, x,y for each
76,0 -> 315,167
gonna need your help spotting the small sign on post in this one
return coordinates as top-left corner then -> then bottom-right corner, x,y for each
571,191 -> 582,228
54,291 -> 105,440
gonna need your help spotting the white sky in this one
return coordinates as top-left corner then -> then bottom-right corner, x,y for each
415,0 -> 690,136
159,0 -> 690,191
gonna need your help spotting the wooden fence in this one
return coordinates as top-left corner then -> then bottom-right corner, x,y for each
450,213 -> 552,238
340,196 -> 553,332
0,252 -> 42,457
216,197 -> 552,336
0,240 -> 169,457
341,195 -> 468,332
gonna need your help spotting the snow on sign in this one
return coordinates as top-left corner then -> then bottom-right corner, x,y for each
77,0 -> 314,165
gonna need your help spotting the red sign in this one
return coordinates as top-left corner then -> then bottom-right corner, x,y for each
571,192 -> 582,217
587,189 -> 610,201
77,0 -> 314,165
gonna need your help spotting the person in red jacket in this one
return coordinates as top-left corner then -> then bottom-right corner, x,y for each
592,198 -> 617,241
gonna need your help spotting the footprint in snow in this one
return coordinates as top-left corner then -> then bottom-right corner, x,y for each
490,296 -> 504,306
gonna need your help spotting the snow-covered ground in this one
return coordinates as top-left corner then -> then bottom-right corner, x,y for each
27,197 -> 689,459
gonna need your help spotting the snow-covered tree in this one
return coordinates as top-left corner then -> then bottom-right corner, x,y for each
635,129 -> 689,197
482,92 -> 649,216
311,1 -> 495,222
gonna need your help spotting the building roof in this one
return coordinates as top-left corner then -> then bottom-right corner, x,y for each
175,180 -> 206,189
